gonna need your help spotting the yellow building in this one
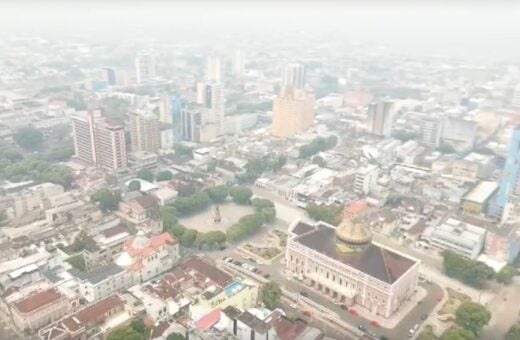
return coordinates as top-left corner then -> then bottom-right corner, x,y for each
272,88 -> 315,138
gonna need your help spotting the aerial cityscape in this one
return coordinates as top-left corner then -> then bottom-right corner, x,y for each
1,2 -> 520,340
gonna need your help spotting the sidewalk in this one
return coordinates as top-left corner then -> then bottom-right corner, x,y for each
353,287 -> 427,329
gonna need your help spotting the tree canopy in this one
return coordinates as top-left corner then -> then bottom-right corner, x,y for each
91,188 -> 121,213
156,170 -> 173,181
173,191 -> 211,216
506,323 -> 520,340
14,126 -> 44,151
299,136 -> 337,158
137,168 -> 154,182
180,229 -> 198,247
305,202 -> 342,225
260,282 -> 282,310
205,185 -> 229,203
230,186 -> 253,205
455,302 -> 491,336
128,180 -> 141,192
442,251 -> 494,288
441,327 -> 475,340
167,333 -> 185,340
496,264 -> 516,284
252,198 -> 276,223
227,213 -> 265,242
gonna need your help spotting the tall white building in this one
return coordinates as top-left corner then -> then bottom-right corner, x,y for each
206,55 -> 222,82
232,49 -> 245,76
72,110 -> 127,171
355,165 -> 379,195
419,117 -> 443,148
367,100 -> 394,137
135,53 -> 156,84
196,81 -> 224,137
281,63 -> 305,92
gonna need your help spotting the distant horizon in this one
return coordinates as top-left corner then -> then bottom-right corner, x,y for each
0,2 -> 518,62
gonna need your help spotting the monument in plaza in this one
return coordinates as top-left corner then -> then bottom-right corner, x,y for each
212,205 -> 222,224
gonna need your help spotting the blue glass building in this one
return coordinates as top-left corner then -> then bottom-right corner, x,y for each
171,93 -> 183,142
489,126 -> 520,218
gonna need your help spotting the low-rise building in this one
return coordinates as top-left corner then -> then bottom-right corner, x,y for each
84,223 -> 132,271
38,294 -> 127,340
428,218 -> 487,259
76,263 -> 134,303
10,288 -> 78,332
116,232 -> 180,283
354,165 -> 379,195
461,181 -> 499,215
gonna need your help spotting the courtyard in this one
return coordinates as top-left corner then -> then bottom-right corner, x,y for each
178,201 -> 254,233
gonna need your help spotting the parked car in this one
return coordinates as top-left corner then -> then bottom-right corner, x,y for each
263,273 -> 271,279
300,291 -> 309,297
358,325 -> 367,332
421,313 -> 428,321
340,304 -> 348,311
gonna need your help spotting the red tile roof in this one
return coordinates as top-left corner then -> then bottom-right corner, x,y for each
195,309 -> 221,330
13,288 -> 63,314
102,224 -> 128,238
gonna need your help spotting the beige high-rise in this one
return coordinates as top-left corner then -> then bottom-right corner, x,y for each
272,88 -> 315,138
129,112 -> 161,153
72,110 -> 127,170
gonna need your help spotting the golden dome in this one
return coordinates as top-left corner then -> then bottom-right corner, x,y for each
335,217 -> 372,254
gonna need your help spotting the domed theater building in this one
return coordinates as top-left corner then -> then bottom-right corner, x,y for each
285,207 -> 420,318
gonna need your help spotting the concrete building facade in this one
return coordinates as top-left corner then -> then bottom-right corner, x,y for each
271,89 -> 315,138
72,110 -> 127,171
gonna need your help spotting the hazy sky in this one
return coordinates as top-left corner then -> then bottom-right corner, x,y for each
2,1 -> 520,60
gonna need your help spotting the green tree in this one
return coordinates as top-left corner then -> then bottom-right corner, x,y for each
506,323 -> 520,340
442,251 -> 494,288
128,180 -> 141,192
205,185 -> 229,203
260,282 -> 282,310
230,186 -> 253,205
131,318 -> 147,335
497,264 -> 516,284
167,224 -> 186,239
0,210 -> 7,226
137,168 -> 154,182
173,191 -> 211,216
261,207 -> 276,223
252,198 -> 275,211
40,165 -> 73,189
156,170 -> 173,181
226,213 -> 265,242
180,229 -> 198,247
43,144 -> 74,162
441,327 -> 475,340
66,254 -> 86,272
174,144 -> 193,158
438,143 -> 457,154
107,326 -> 145,340
305,202 -> 342,225
455,302 -> 491,336
92,188 -> 121,213
167,333 -> 185,340
312,155 -> 325,167
177,182 -> 198,197
299,136 -> 337,158
14,126 -> 44,151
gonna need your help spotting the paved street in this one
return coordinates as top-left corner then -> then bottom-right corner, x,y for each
0,313 -> 21,340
